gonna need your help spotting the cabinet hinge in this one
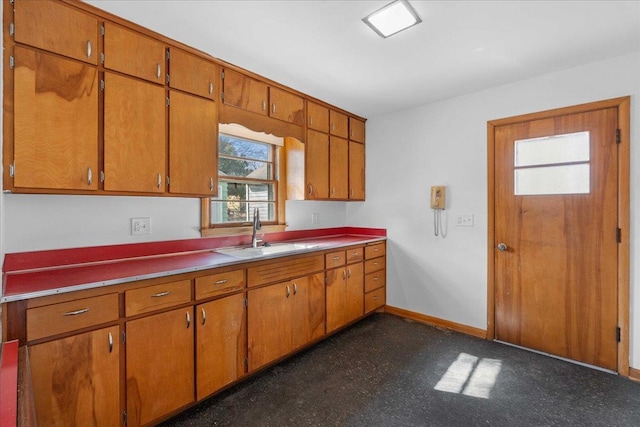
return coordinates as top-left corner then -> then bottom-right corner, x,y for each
221,70 -> 225,79
616,129 -> 621,144
9,23 -> 14,37
244,298 -> 248,308
616,326 -> 621,343
244,357 -> 248,370
9,0 -> 14,5
9,56 -> 15,69
616,228 -> 622,243
221,91 -> 225,101
166,97 -> 170,107
166,74 -> 170,85
100,52 -> 105,64
122,411 -> 127,425
166,50 -> 170,61
166,176 -> 170,187
100,171 -> 105,183
101,25 -> 105,36
121,331 -> 126,344
9,163 -> 15,178
100,79 -> 105,91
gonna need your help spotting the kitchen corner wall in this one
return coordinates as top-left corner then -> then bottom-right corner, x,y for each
347,52 -> 640,369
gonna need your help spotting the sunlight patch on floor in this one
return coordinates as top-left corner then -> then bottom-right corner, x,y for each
434,353 -> 502,399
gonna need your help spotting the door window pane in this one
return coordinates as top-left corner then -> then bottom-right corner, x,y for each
515,164 -> 590,195
515,131 -> 589,167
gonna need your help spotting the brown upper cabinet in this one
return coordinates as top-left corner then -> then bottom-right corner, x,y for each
329,136 -> 349,199
270,87 -> 305,126
330,110 -> 349,138
222,68 -> 269,116
103,22 -> 166,84
169,48 -> 218,100
13,0 -> 99,65
307,101 -> 329,133
349,117 -> 366,143
349,141 -> 365,200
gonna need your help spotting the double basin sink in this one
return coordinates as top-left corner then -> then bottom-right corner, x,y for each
215,242 -> 324,259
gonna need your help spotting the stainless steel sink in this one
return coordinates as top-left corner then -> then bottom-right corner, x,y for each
215,242 -> 323,259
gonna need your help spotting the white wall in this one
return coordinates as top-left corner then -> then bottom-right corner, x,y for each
348,52 -> 640,368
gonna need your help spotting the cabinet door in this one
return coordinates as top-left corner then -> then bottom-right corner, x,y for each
103,22 -> 166,83
104,72 -> 166,193
13,46 -> 98,190
345,262 -> 365,324
307,101 -> 329,133
306,130 -> 329,199
269,87 -> 304,126
329,110 -> 348,138
169,48 -> 218,100
169,91 -> 218,195
247,282 -> 292,371
349,117 -> 366,143
14,0 -> 98,64
326,264 -> 364,333
329,136 -> 349,199
290,273 -> 325,350
349,141 -> 365,200
29,326 -> 120,427
196,293 -> 246,400
126,307 -> 194,426
222,69 -> 268,116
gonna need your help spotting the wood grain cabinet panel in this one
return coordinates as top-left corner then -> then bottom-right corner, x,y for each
196,293 -> 246,400
329,110 -> 348,138
195,269 -> 245,300
365,257 -> 386,275
126,307 -> 194,426
307,101 -> 329,133
325,250 -> 346,269
169,48 -> 218,99
125,280 -> 191,317
365,242 -> 386,259
290,273 -> 325,350
329,136 -> 349,199
365,287 -> 386,313
103,72 -> 166,193
103,22 -> 166,84
169,90 -> 218,196
349,141 -> 365,200
29,326 -> 120,427
14,0 -> 99,65
222,68 -> 268,116
13,46 -> 98,191
349,117 -> 366,143
305,130 -> 329,199
269,87 -> 304,126
346,246 -> 364,264
326,263 -> 364,333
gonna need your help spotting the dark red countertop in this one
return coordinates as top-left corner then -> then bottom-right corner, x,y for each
2,227 -> 386,303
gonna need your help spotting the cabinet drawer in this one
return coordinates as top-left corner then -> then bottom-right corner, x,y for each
325,251 -> 345,269
365,287 -> 386,313
365,269 -> 386,293
195,269 -> 245,300
364,257 -> 385,274
125,280 -> 191,317
346,247 -> 364,264
365,242 -> 386,259
248,254 -> 324,287
27,293 -> 119,341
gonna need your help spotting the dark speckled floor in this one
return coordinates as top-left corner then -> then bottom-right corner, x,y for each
160,313 -> 640,427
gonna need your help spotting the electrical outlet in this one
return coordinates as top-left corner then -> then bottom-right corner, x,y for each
456,214 -> 474,227
311,213 -> 320,225
131,217 -> 151,235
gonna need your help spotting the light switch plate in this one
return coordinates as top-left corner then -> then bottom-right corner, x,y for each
456,214 -> 474,227
131,217 -> 151,235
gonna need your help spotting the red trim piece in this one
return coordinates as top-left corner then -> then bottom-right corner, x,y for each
3,227 -> 387,273
0,340 -> 19,427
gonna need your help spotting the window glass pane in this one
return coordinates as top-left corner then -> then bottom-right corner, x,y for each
216,181 -> 275,202
219,134 -> 270,161
515,164 -> 590,195
515,131 -> 589,167
219,157 -> 272,179
210,201 -> 276,223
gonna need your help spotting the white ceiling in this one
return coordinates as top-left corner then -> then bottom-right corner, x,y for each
86,1 -> 640,119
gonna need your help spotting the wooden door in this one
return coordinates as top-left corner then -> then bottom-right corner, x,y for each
13,46 -> 98,190
29,326 -> 120,427
169,91 -> 218,195
126,307 -> 194,426
104,72 -> 166,193
306,130 -> 329,199
196,293 -> 246,400
329,110 -> 348,138
247,282 -> 292,371
290,273 -> 325,350
169,48 -> 218,99
14,0 -> 98,64
222,69 -> 268,116
103,22 -> 166,83
307,101 -> 329,133
349,141 -> 365,200
329,136 -> 349,199
269,87 -> 305,126
494,107 -> 619,370
349,117 -> 365,143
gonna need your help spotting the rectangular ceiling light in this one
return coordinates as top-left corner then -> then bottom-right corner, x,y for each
363,0 -> 422,38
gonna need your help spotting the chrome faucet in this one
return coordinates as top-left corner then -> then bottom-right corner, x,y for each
251,207 -> 262,248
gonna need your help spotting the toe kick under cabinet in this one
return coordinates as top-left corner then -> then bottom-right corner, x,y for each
4,242 -> 386,426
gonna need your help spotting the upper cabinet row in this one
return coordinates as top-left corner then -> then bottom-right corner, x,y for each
5,0 -> 365,200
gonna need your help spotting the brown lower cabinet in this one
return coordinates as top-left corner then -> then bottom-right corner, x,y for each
326,262 -> 364,333
29,325 -> 120,426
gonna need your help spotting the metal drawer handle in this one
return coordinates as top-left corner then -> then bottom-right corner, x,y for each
352,252 -> 359,256
209,82 -> 214,95
293,282 -> 298,295
63,308 -> 89,316
210,177 -> 215,191
108,332 -> 113,353
201,308 -> 207,325
309,116 -> 313,125
308,184 -> 313,196
343,270 -> 347,280
373,262 -> 378,265
186,311 -> 191,328
157,173 -> 162,188
151,291 -> 170,297
332,256 -> 341,260
87,167 -> 93,186
272,103 -> 276,114
286,285 -> 291,298
351,189 -> 354,197
347,268 -> 351,278
262,100 -> 267,111
86,40 -> 92,58
156,63 -> 161,79
373,277 -> 379,281
373,296 -> 378,300
214,279 -> 229,285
